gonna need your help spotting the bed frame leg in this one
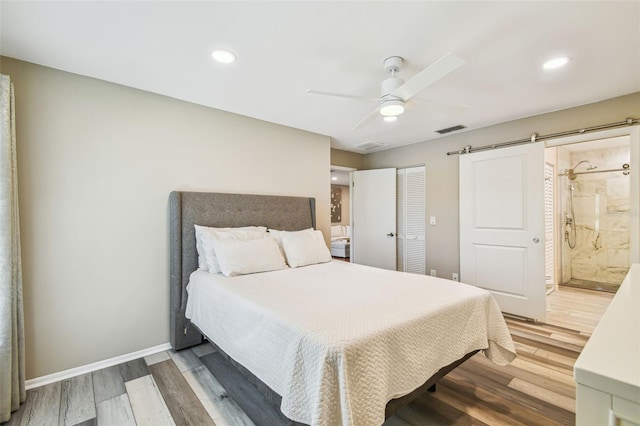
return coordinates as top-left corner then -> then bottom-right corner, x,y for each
428,383 -> 436,392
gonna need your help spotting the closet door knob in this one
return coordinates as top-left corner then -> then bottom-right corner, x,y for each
387,232 -> 395,237
533,237 -> 540,243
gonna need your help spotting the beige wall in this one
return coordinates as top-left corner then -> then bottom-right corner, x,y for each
365,92 -> 640,280
0,57 -> 331,379
331,148 -> 364,169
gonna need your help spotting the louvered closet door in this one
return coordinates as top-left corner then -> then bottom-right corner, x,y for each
397,167 -> 426,274
544,162 -> 555,284
397,171 -> 405,270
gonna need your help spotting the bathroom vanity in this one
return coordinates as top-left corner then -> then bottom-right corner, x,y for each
574,263 -> 640,425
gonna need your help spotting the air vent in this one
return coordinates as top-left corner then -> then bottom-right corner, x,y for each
435,124 -> 466,134
356,141 -> 388,151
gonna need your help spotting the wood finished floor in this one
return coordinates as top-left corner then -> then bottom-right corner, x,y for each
545,285 -> 614,335
3,286 -> 613,426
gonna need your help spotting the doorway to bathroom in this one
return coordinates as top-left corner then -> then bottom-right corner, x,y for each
330,165 -> 355,261
545,135 -> 633,293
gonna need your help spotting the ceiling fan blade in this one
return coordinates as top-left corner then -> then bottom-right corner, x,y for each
393,54 -> 465,101
305,89 -> 377,102
411,97 -> 470,115
352,106 -> 380,131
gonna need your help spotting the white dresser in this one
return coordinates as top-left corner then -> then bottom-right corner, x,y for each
574,263 -> 640,425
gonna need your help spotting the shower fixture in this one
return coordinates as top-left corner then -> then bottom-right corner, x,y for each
564,160 -> 598,181
560,161 -> 632,180
573,160 -> 598,170
565,214 -> 573,226
565,183 -> 577,249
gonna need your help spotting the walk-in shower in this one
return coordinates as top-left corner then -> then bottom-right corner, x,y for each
556,142 -> 632,292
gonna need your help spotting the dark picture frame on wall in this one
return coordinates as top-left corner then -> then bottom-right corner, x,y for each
331,187 -> 342,222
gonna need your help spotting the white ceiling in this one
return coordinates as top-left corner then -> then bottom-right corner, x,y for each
1,1 -> 638,154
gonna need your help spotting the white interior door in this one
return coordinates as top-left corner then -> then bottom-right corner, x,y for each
460,143 -> 546,321
351,168 -> 396,270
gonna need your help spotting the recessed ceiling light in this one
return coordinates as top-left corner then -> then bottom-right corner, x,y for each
212,49 -> 236,64
384,116 -> 398,122
543,56 -> 570,70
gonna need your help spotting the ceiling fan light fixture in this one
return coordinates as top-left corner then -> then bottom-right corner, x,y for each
380,99 -> 404,116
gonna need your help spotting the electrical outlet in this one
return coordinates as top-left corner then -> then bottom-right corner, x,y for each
452,273 -> 459,282
430,269 -> 437,277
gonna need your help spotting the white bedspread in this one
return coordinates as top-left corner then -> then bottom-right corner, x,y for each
185,261 -> 515,426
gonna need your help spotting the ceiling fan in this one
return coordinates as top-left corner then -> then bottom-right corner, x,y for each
306,53 -> 466,130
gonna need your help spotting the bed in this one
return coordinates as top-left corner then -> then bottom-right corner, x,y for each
169,191 -> 516,426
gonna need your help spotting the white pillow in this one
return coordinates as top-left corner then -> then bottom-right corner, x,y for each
195,225 -> 267,272
280,229 -> 331,268
268,227 -> 314,258
211,237 -> 286,277
267,229 -> 285,259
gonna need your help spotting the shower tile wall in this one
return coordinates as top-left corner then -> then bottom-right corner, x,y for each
564,146 -> 630,286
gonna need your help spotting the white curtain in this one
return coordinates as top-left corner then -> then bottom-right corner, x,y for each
0,74 -> 25,422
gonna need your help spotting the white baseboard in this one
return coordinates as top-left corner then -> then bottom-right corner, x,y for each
25,342 -> 172,390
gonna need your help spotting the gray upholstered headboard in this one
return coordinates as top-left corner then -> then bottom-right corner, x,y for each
169,191 -> 316,350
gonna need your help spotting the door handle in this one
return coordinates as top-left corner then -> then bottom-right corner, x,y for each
387,232 -> 395,237
533,237 -> 540,243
